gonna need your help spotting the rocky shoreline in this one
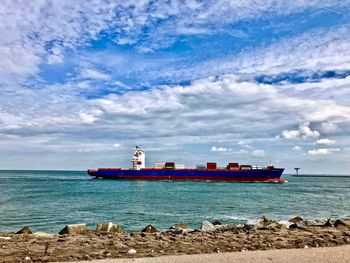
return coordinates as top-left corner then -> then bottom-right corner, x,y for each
1,217 -> 350,262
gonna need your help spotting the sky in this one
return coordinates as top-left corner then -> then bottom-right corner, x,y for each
0,1 -> 350,174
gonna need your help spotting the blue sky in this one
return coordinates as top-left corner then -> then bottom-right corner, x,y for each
1,1 -> 350,174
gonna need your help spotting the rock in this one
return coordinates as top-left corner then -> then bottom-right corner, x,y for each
24,256 -> 31,261
141,225 -> 159,233
170,224 -> 189,230
289,223 -> 298,229
96,222 -> 124,233
213,247 -> 220,253
0,236 -> 11,240
211,220 -> 222,226
278,220 -> 293,228
304,219 -> 327,227
245,216 -> 283,230
16,226 -> 32,235
243,224 -> 256,230
127,248 -> 137,254
334,219 -> 349,227
58,224 -> 87,235
201,220 -> 216,232
215,223 -> 240,231
264,221 -> 284,230
32,232 -> 54,238
323,219 -> 334,227
288,216 -> 303,224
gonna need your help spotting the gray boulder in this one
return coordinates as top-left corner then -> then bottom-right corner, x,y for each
59,224 -> 87,235
334,219 -> 350,227
201,220 -> 216,232
141,225 -> 159,233
32,232 -> 54,238
244,216 -> 284,230
170,223 -> 189,230
304,219 -> 328,227
215,223 -> 242,231
288,216 -> 303,224
211,220 -> 223,226
96,222 -> 124,233
16,226 -> 32,235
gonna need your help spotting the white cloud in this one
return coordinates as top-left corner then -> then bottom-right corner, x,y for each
282,122 -> 320,140
293,145 -> 301,151
251,149 -> 266,157
113,143 -> 121,148
80,69 -> 111,80
320,122 -> 338,134
316,139 -> 336,145
308,148 -> 340,155
211,146 -> 228,152
79,109 -> 103,124
282,130 -> 300,140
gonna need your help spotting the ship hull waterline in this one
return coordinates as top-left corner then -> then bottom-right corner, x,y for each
87,168 -> 285,183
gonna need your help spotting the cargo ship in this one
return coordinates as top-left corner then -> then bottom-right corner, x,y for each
87,146 -> 285,183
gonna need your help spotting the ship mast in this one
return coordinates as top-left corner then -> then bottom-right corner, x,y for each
132,146 -> 145,170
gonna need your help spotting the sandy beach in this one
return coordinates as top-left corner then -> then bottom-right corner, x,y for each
72,245 -> 350,263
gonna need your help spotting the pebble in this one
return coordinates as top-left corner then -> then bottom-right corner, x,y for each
0,237 -> 11,240
128,248 -> 137,254
24,256 -> 31,261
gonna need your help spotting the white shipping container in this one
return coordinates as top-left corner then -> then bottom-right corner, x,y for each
175,164 -> 185,169
154,162 -> 165,168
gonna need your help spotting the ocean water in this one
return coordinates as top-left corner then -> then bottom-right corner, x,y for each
0,170 -> 349,233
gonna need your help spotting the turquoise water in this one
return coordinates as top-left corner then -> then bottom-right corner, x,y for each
0,170 -> 349,233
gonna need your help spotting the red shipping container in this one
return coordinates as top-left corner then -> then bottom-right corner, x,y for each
207,162 -> 217,169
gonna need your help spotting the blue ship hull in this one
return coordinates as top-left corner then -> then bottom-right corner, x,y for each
87,168 -> 285,183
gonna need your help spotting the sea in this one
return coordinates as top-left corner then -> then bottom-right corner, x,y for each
0,170 -> 349,233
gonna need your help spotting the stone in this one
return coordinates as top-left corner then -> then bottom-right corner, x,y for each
32,232 -> 54,238
304,219 -> 327,226
58,224 -> 87,235
141,225 -> 159,233
170,224 -> 189,230
334,219 -> 349,227
243,224 -> 256,230
323,219 -> 334,227
96,222 -> 124,233
0,236 -> 11,240
211,220 -> 222,226
215,224 -> 240,231
16,226 -> 32,235
288,216 -> 303,224
201,220 -> 216,232
278,220 -> 292,228
245,216 -> 283,230
127,248 -> 137,254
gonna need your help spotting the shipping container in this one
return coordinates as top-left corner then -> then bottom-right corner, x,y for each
165,162 -> 175,169
207,162 -> 217,169
154,162 -> 165,168
196,164 -> 206,170
240,165 -> 252,170
175,164 -> 185,169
